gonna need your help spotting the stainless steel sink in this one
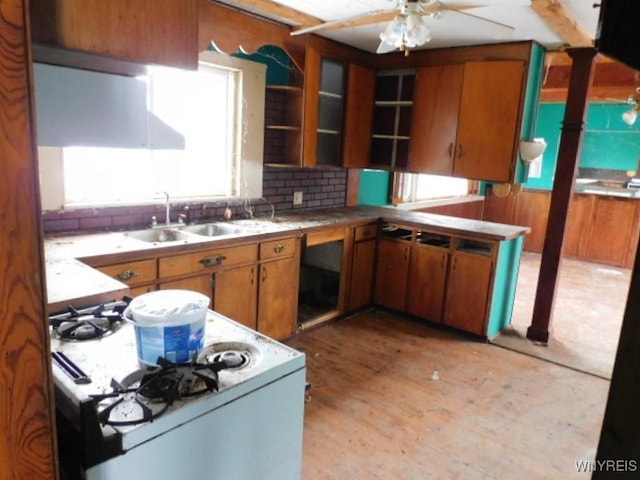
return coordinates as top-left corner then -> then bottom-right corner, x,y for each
123,228 -> 199,244
179,223 -> 247,237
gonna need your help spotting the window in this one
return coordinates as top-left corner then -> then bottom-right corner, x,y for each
38,52 -> 266,210
393,172 -> 474,204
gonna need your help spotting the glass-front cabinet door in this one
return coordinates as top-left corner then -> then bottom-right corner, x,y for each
316,58 -> 345,166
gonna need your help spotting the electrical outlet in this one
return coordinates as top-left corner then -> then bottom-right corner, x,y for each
293,191 -> 303,206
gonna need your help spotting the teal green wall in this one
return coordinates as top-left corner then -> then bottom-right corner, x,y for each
358,169 -> 390,206
524,102 -> 640,190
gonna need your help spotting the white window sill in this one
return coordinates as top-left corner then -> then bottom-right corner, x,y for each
389,194 -> 485,211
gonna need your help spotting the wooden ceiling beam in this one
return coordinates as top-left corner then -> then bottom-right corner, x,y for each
530,0 -> 592,47
218,0 -> 324,27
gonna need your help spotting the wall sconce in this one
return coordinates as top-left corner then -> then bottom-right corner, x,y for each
621,87 -> 640,126
519,139 -> 547,165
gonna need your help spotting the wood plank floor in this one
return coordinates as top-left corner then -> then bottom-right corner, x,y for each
493,252 -> 629,379
287,310 -> 609,480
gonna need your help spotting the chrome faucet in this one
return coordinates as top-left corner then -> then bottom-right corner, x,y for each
164,192 -> 171,226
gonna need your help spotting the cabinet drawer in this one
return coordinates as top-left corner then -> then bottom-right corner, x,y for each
98,259 -> 157,286
354,224 -> 377,242
306,228 -> 345,246
159,244 -> 257,278
260,237 -> 296,261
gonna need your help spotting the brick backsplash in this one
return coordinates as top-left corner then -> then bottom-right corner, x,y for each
42,166 -> 347,234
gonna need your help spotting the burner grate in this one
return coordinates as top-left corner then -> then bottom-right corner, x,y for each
90,356 -> 235,427
49,297 -> 131,341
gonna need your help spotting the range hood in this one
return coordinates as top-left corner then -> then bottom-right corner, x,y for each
34,63 -> 185,150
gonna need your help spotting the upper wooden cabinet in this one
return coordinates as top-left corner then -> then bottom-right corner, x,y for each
343,64 -> 376,168
302,46 -> 345,167
409,61 -> 526,182
30,0 -> 199,74
409,64 -> 463,175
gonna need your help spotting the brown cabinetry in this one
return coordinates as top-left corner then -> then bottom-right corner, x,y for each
343,64 -> 376,168
213,265 -> 258,330
30,0 -> 198,74
586,196 -> 638,267
405,235 -> 449,322
256,236 -> 299,339
443,241 -> 494,336
409,61 -> 525,182
409,64 -> 463,174
97,258 -> 157,297
302,46 -> 346,167
374,226 -> 412,311
348,224 -> 377,311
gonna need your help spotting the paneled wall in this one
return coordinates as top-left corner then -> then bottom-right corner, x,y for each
42,166 -> 347,234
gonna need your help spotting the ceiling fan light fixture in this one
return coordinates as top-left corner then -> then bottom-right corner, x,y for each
379,12 -> 431,53
379,15 -> 407,49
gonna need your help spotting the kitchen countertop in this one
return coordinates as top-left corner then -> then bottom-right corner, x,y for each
44,206 -> 530,313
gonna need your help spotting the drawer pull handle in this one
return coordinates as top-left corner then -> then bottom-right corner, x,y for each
273,244 -> 286,254
200,255 -> 226,268
262,266 -> 268,282
116,270 -> 139,281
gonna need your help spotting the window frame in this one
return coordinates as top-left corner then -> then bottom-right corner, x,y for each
38,51 -> 266,211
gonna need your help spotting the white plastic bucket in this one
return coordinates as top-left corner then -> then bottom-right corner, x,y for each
124,290 -> 209,365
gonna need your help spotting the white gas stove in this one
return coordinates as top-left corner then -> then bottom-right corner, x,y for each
50,302 -> 306,480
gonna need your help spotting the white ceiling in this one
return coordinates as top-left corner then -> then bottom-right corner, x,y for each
216,0 -> 601,53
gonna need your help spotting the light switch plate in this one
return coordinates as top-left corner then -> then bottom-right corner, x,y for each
293,191 -> 303,205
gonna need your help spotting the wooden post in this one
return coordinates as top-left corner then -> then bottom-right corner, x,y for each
0,1 -> 59,479
526,47 -> 597,344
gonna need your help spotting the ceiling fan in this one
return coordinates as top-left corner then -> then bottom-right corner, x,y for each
290,0 -> 515,56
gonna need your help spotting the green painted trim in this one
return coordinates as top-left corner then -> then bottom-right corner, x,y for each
516,43 -> 546,184
486,236 -> 524,339
358,169 -> 391,206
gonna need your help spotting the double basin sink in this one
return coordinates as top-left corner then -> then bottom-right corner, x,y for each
123,221 -> 267,246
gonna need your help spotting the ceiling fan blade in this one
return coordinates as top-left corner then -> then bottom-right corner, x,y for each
292,9 -> 396,36
443,8 -> 515,36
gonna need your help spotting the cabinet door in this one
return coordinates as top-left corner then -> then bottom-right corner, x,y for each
258,257 -> 299,339
408,64 -> 463,174
443,253 -> 493,335
455,61 -> 525,182
213,265 -> 258,330
302,46 -> 345,167
159,275 -> 213,307
585,196 -> 637,266
406,247 -> 447,322
343,63 -> 375,168
563,194 -> 594,258
348,240 -> 376,311
374,239 -> 410,312
30,0 -> 198,72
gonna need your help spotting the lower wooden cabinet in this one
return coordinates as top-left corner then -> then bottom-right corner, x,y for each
585,196 -> 638,267
213,265 -> 258,330
348,239 -> 376,311
405,245 -> 448,322
160,274 -> 213,307
258,256 -> 299,339
96,258 -> 157,298
374,237 -> 411,312
443,249 -> 493,336
373,224 -> 516,338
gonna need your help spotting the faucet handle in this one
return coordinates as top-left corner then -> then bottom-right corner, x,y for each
178,213 -> 186,224
151,215 -> 157,227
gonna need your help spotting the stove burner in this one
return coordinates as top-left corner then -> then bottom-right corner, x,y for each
90,356 -> 235,427
211,350 -> 248,369
49,297 -> 131,341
